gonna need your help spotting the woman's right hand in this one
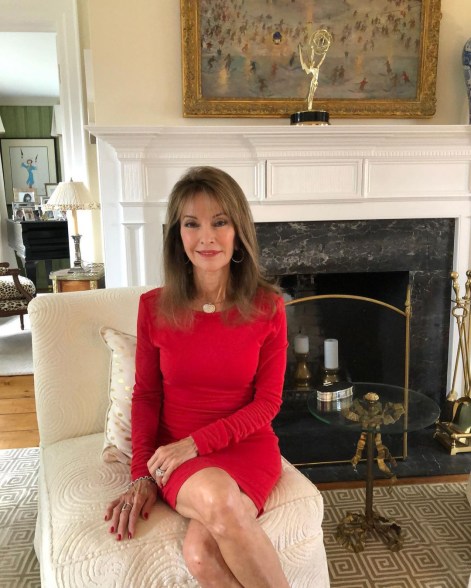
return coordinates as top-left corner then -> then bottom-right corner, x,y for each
104,478 -> 158,540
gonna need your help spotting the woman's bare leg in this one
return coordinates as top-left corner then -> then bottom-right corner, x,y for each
176,468 -> 289,588
183,519 -> 243,588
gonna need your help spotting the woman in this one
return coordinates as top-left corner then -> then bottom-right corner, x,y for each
105,166 -> 289,587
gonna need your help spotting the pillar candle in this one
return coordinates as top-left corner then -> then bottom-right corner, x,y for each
324,338 -> 339,369
294,334 -> 309,354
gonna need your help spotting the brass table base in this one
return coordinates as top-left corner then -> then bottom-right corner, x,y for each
336,510 -> 403,553
337,429 -> 404,552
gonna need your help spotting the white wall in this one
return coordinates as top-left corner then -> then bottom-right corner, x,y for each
86,0 -> 471,126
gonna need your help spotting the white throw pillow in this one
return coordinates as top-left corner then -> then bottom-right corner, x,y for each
100,327 -> 136,464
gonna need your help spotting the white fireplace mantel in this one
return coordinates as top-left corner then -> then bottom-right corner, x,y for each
90,124 -> 471,289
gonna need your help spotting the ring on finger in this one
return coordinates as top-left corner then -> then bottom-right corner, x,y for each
121,502 -> 132,512
155,467 -> 165,478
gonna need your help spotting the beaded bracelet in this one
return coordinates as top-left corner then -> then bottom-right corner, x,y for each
126,475 -> 156,491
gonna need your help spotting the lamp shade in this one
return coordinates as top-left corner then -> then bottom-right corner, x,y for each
44,180 -> 100,211
0,115 -> 5,134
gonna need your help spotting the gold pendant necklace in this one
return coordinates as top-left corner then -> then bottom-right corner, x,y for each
202,298 -> 225,313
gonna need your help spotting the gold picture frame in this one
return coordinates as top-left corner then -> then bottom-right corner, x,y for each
181,0 -> 441,119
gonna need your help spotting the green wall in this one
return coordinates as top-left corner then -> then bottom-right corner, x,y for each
0,106 -> 53,138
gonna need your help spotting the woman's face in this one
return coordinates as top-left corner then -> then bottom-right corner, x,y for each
180,191 -> 236,278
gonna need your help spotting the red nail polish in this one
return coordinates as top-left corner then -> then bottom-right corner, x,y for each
128,532 -> 132,540
144,512 -> 149,520
109,526 -> 114,533
117,534 -> 122,541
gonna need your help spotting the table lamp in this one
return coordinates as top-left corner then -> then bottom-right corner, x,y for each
44,179 -> 100,272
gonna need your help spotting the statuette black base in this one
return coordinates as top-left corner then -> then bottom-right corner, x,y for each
290,110 -> 330,126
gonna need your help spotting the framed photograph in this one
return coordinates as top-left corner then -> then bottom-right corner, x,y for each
1,138 -> 57,204
13,188 -> 37,203
38,196 -> 52,219
22,207 -> 35,221
45,183 -> 58,198
12,202 -> 26,222
53,209 -> 67,221
12,202 -> 40,221
181,0 -> 441,118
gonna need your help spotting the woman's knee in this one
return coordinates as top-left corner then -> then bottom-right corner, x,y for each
200,488 -> 252,538
177,469 -> 254,539
183,528 -> 217,578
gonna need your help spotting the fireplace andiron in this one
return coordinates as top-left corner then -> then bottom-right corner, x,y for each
435,271 -> 471,454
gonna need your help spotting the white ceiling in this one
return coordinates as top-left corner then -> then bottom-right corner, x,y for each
0,32 -> 60,105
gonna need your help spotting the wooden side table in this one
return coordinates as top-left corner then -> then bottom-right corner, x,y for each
50,268 -> 105,293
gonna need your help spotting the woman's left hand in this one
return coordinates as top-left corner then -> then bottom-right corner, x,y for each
147,436 -> 198,487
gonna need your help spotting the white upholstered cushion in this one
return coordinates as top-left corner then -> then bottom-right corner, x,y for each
35,433 -> 329,588
100,327 -> 136,464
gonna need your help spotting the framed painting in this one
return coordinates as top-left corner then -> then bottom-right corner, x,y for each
1,138 -> 57,204
181,0 -> 441,118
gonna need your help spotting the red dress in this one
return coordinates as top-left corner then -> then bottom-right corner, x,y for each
131,288 -> 288,513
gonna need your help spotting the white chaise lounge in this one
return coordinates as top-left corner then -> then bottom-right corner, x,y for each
29,287 -> 329,587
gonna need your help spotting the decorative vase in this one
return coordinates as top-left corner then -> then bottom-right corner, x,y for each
463,37 -> 471,124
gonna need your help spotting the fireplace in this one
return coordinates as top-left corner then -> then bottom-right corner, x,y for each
90,124 -> 471,407
257,217 -> 455,409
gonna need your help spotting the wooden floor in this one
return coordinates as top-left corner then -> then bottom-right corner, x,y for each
0,374 -> 39,449
0,374 -> 467,488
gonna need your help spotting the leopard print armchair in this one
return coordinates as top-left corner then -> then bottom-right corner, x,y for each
0,262 -> 36,330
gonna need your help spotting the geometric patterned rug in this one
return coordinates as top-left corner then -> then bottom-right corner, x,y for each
0,447 -> 39,588
322,482 -> 471,588
0,447 -> 469,588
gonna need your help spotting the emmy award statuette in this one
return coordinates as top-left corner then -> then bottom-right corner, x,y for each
291,28 -> 332,126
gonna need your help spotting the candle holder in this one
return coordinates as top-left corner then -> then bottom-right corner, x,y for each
294,352 -> 312,388
68,234 -> 84,273
321,365 -> 341,385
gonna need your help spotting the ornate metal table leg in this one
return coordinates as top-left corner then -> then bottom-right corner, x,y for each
336,430 -> 404,552
365,431 -> 374,526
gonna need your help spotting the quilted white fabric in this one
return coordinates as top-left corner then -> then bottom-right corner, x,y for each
29,288 -> 330,588
36,434 -> 328,587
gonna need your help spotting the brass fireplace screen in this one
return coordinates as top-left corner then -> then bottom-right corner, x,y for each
281,289 -> 411,466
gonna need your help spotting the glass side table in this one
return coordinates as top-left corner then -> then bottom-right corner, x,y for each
308,382 -> 440,552
50,267 -> 105,293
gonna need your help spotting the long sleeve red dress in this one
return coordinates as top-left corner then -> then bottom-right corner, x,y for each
131,288 -> 288,514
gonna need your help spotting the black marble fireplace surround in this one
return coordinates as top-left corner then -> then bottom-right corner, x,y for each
255,218 -> 471,480
257,217 -> 455,407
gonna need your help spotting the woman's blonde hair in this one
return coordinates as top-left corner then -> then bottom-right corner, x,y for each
159,166 -> 279,327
